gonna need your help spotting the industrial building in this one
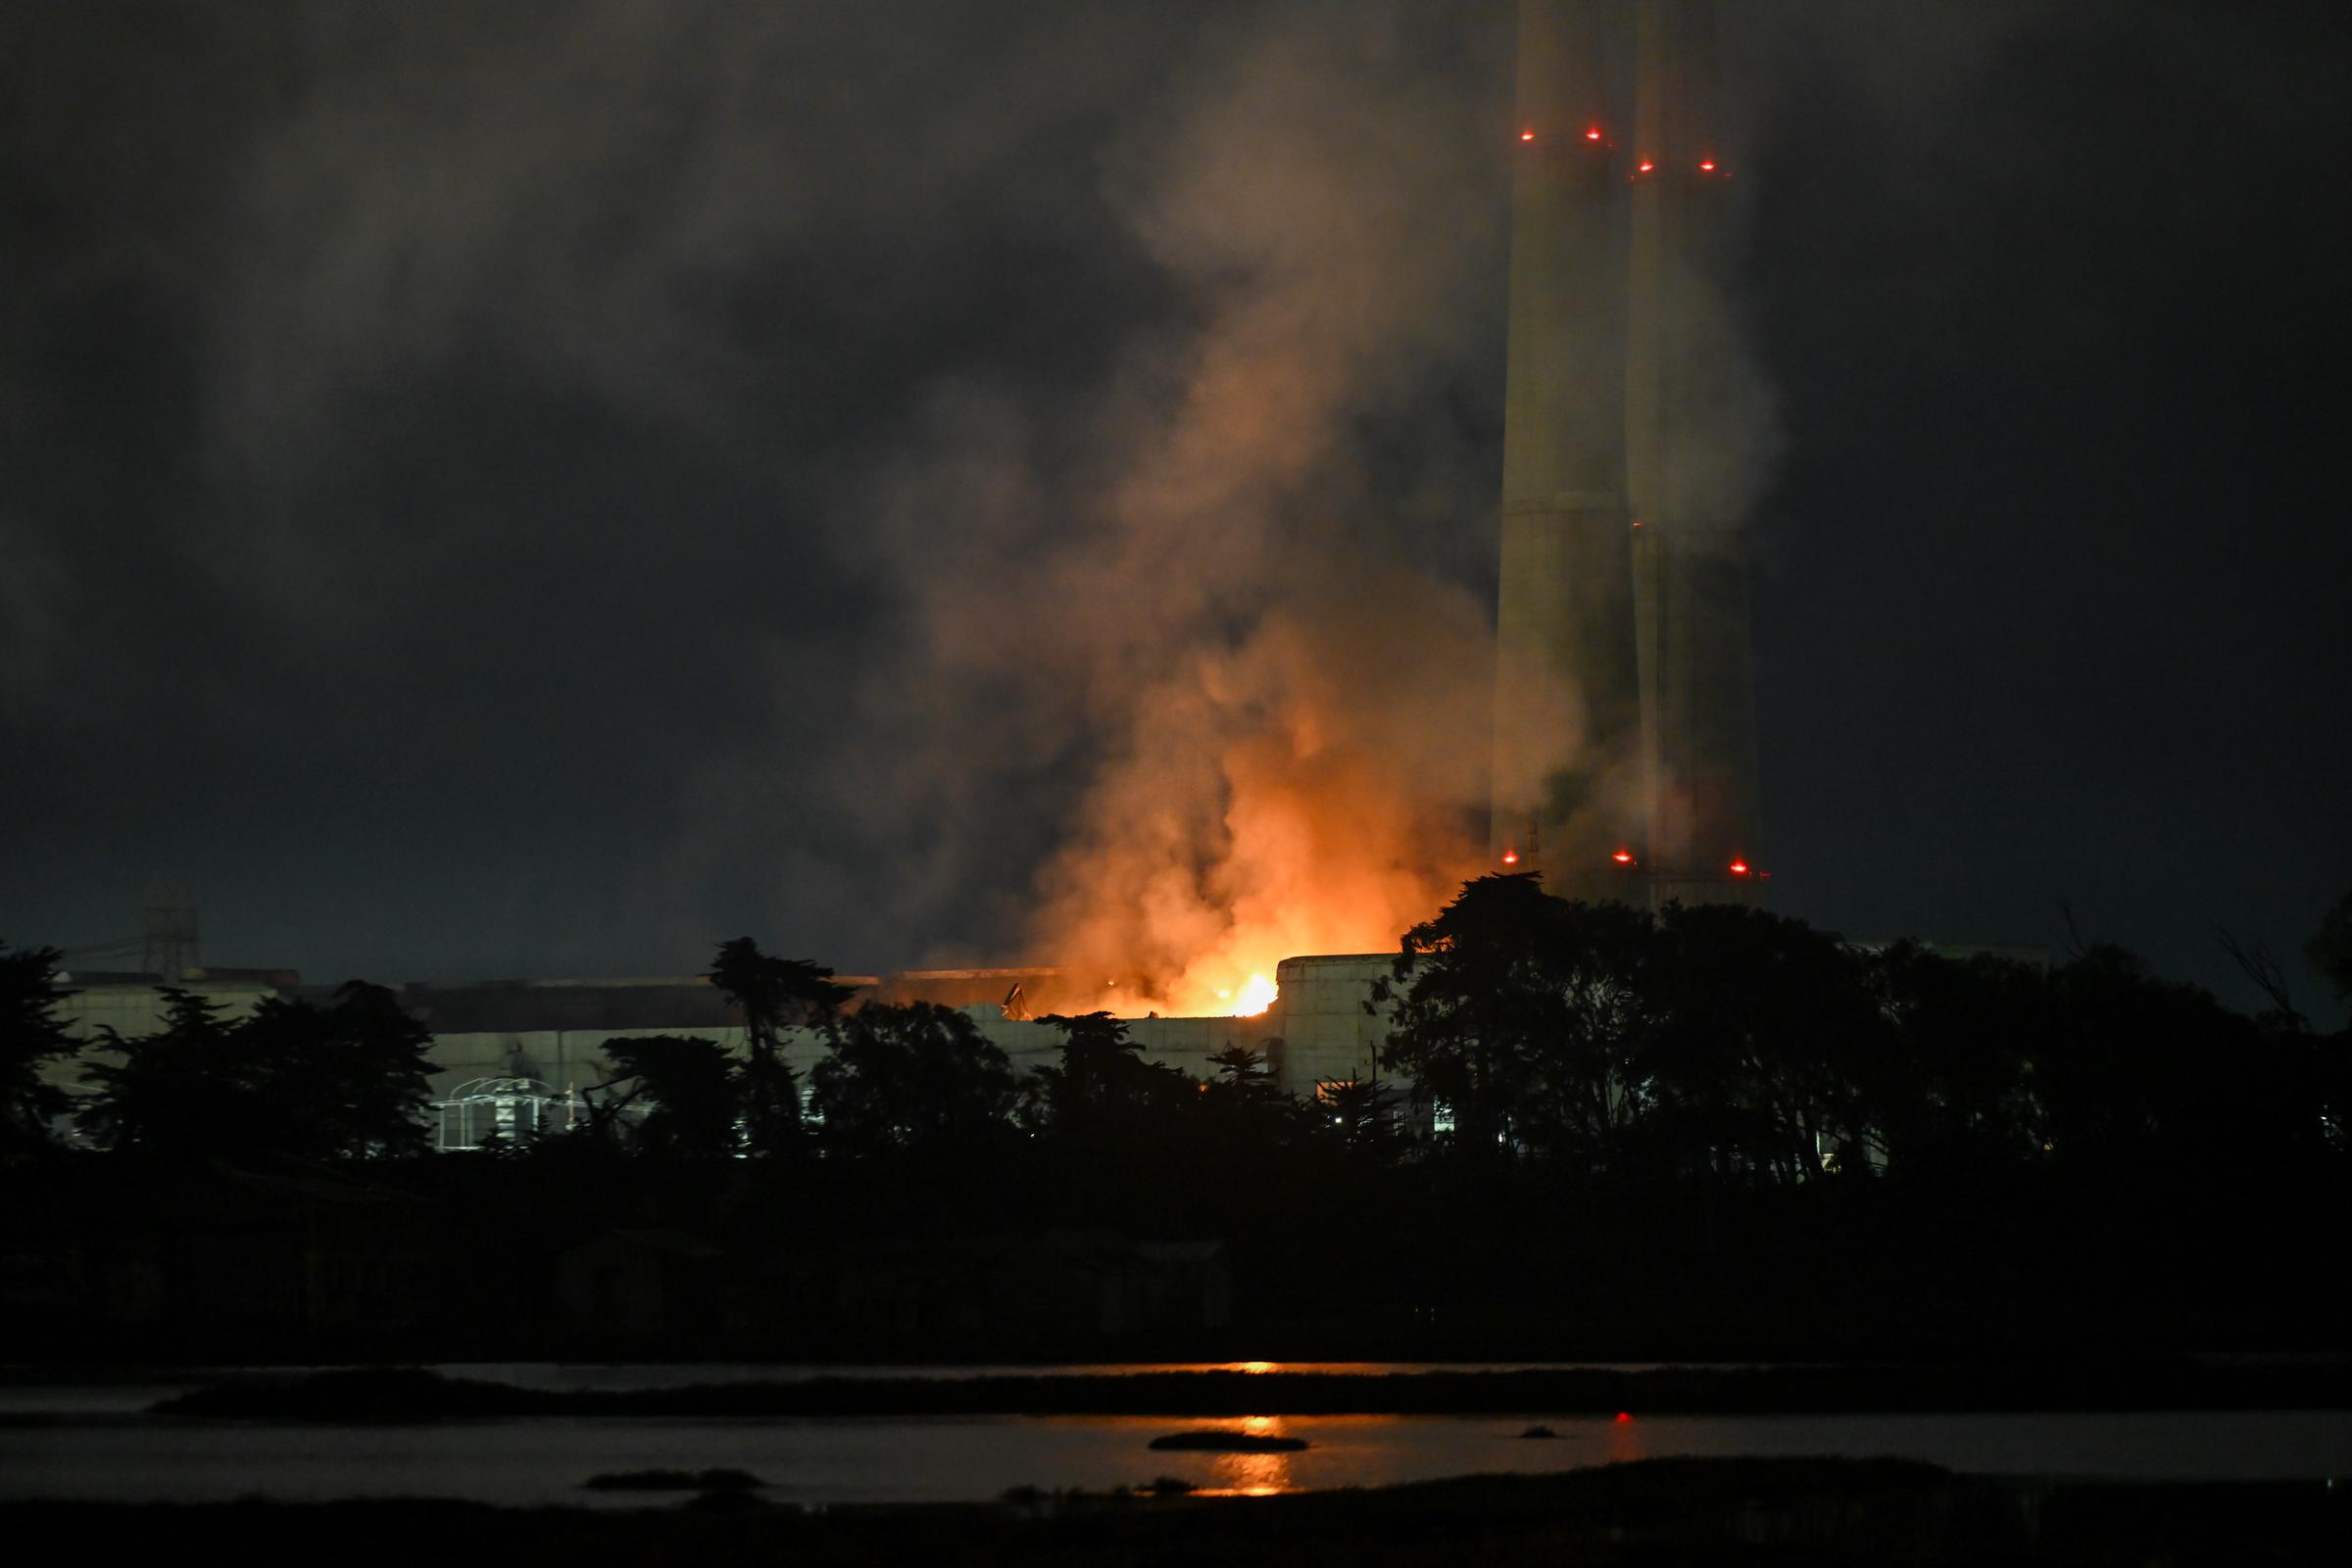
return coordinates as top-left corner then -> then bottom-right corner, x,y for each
43,956 -> 1400,1150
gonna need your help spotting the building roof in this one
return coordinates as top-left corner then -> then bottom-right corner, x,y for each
396,980 -> 743,1035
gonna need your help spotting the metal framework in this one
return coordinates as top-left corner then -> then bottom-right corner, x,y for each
434,1076 -> 583,1151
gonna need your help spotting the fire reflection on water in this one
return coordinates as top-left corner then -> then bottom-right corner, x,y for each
1203,1416 -> 1294,1496
1102,1412 -> 1592,1497
1604,1414 -> 1644,1466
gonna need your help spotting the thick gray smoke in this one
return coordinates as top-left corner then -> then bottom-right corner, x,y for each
24,0 -> 2284,993
804,2 -> 1513,1007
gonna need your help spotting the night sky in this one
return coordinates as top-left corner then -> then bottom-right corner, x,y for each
4,1 -> 2346,1019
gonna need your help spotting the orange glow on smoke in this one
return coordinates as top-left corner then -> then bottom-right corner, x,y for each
1024,580 -> 1494,1022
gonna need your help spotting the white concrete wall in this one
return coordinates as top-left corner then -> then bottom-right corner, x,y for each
43,978 -> 292,1098
54,978 -> 283,1042
1267,953 -> 1400,1089
40,956 -> 1412,1134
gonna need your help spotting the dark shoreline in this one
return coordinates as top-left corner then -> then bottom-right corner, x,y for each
152,1360 -> 2352,1420
6,1460 -> 2346,1564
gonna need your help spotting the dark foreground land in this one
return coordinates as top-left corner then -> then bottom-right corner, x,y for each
6,1460 -> 2345,1565
156,1360 -> 2352,1421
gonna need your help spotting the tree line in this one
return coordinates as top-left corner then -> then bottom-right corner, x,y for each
4,883 -> 2348,1193
1376,875 -> 2348,1190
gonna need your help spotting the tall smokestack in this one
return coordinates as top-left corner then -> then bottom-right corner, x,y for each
1492,0 -> 1644,901
1627,0 -> 1765,905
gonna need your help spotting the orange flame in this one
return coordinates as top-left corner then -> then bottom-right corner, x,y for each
1026,587 -> 1494,1021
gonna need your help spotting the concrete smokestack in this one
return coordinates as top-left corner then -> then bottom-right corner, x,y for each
1627,0 -> 1765,906
1492,0 -> 1644,901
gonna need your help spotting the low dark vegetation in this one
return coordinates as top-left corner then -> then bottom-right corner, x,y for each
5,879 -> 2347,1361
582,1468 -> 762,1493
5,1460 -> 2349,1564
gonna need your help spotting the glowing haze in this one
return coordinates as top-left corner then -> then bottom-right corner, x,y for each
836,4 -> 1509,1017
1032,576 -> 1497,1017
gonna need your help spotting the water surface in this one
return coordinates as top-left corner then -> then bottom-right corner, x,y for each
5,1407 -> 2345,1506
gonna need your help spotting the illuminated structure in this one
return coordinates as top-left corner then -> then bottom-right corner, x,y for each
1495,0 -> 1766,906
48,965 -> 1394,1144
434,1076 -> 584,1151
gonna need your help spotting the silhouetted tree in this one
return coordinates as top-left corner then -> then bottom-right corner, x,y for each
1026,1011 -> 1192,1135
1200,1042 -> 1284,1111
1375,874 -> 1651,1162
1864,942 -> 2044,1178
76,989 -> 250,1159
808,1002 -> 1018,1157
77,982 -> 435,1162
1315,1075 -> 1405,1161
599,1035 -> 743,1158
1639,902 -> 1887,1184
2027,945 -> 2320,1178
0,942 -> 79,1158
708,938 -> 854,1155
242,981 -> 437,1159
1204,1042 -> 1273,1094
2309,890 -> 2352,1003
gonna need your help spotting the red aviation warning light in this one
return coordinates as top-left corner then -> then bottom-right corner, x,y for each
1637,158 -> 1655,173
1501,848 -> 1521,866
1585,125 -> 1602,142
1728,858 -> 1751,876
1611,849 -> 1637,866
1699,158 -> 1717,172
1520,128 -> 1535,142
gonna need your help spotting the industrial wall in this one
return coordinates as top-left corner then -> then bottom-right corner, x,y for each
42,956 -> 1410,1146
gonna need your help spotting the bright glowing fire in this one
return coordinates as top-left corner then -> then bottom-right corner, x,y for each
1232,974 -> 1278,1016
1024,583 -> 1495,1022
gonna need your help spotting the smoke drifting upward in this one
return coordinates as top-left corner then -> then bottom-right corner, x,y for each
1034,570 -> 1496,1015
836,3 -> 1507,1012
